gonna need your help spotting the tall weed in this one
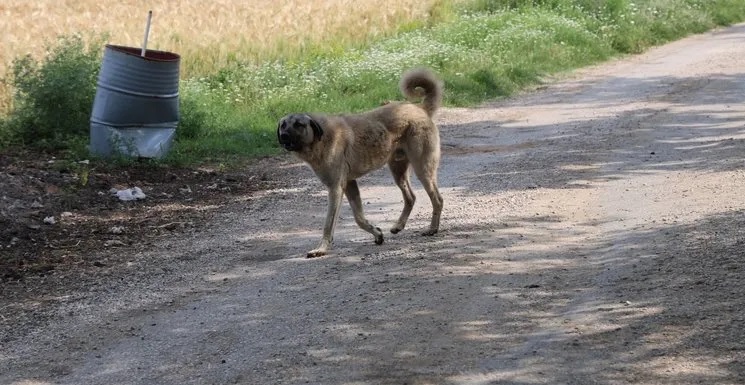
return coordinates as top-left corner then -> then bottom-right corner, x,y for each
2,34 -> 102,149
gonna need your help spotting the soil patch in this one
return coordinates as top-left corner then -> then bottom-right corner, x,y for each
0,149 -> 280,282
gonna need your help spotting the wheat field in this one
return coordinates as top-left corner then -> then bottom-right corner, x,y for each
0,0 -> 439,111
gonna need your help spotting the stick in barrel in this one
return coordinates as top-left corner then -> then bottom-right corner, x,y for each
141,10 -> 153,57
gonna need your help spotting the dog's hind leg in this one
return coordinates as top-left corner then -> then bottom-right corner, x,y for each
411,149 -> 443,236
418,176 -> 443,236
389,157 -> 416,234
307,184 -> 344,258
344,180 -> 384,245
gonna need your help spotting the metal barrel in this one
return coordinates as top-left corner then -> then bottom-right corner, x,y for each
89,44 -> 180,158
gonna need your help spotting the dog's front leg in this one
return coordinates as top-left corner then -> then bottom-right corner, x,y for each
307,184 -> 344,258
344,180 -> 384,245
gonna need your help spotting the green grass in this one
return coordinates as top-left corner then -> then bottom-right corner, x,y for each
2,0 -> 745,164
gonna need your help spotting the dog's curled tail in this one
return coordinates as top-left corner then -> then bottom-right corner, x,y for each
400,68 -> 443,118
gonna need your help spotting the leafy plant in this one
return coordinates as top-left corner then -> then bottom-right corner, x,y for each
3,34 -> 103,149
177,91 -> 209,141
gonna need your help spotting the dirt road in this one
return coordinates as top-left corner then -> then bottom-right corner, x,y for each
2,23 -> 745,385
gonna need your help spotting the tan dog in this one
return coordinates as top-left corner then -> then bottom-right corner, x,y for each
277,68 -> 443,258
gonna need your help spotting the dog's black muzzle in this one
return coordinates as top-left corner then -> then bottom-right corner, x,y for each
277,131 -> 300,151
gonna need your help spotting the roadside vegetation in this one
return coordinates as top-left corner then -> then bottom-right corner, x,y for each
1,0 -> 744,164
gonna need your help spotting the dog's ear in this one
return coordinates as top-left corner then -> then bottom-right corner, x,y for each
309,117 -> 323,141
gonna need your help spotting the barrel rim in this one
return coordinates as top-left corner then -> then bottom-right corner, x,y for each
106,44 -> 180,62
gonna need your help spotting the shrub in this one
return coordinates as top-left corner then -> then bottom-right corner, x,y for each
177,93 -> 209,141
3,34 -> 103,149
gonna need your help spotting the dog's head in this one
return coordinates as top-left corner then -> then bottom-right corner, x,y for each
277,114 -> 323,152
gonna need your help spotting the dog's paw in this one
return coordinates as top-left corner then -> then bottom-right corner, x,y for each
421,229 -> 438,236
306,248 -> 328,258
374,227 -> 384,245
